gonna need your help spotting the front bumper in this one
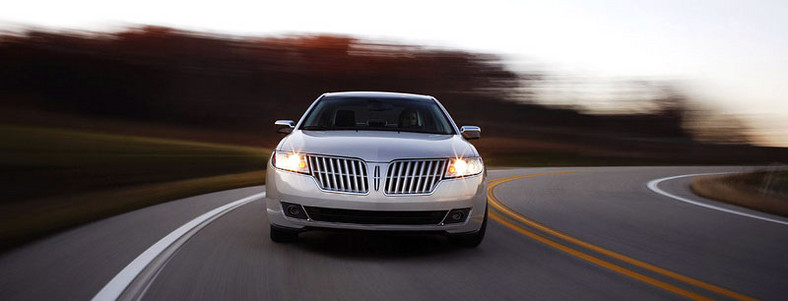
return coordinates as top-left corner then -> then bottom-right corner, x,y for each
265,161 -> 487,234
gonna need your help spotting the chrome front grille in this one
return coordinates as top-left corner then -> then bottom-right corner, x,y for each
308,155 -> 369,193
384,159 -> 447,195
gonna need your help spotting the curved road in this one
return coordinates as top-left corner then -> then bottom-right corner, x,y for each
1,167 -> 787,300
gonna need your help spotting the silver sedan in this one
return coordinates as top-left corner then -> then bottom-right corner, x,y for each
265,91 -> 487,247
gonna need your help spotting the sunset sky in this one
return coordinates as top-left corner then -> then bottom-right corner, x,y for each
2,0 -> 786,146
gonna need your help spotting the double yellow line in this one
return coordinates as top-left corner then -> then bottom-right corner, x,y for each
487,172 -> 757,301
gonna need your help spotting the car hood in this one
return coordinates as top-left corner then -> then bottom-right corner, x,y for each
276,130 -> 478,162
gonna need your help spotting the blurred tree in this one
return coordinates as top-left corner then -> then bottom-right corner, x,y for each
0,26 -> 755,148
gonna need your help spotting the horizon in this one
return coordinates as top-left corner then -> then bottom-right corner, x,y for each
2,0 -> 787,146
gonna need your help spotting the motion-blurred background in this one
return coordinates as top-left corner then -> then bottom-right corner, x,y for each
2,1 -> 786,247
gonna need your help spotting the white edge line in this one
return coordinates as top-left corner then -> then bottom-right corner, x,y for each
91,191 -> 266,301
647,173 -> 788,226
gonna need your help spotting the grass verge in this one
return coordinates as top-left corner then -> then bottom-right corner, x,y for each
0,170 -> 265,250
1,124 -> 269,202
1,124 -> 270,250
690,170 -> 788,217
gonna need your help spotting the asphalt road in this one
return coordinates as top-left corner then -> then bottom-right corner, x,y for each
1,166 -> 786,300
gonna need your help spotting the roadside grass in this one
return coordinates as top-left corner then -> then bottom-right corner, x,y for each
691,170 -> 788,217
0,171 -> 265,249
1,124 -> 268,249
1,124 -> 269,202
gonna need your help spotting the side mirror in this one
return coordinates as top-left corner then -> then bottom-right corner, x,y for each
275,120 -> 295,134
460,126 -> 481,140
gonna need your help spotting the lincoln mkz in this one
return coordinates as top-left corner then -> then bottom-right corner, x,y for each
266,91 -> 487,247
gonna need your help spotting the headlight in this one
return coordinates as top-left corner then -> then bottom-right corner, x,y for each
273,150 -> 309,174
445,157 -> 484,178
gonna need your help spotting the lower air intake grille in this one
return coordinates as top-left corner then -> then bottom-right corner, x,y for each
385,159 -> 447,194
307,155 -> 368,193
303,206 -> 448,225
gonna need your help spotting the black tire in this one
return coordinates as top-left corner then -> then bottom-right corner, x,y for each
449,207 -> 487,248
270,225 -> 299,243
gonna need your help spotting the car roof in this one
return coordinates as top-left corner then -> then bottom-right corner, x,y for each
322,91 -> 435,101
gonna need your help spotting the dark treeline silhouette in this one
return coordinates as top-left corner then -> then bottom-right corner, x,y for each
1,26 -> 784,164
1,27 -> 521,135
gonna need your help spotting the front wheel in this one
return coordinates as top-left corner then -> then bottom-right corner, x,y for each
448,207 -> 487,248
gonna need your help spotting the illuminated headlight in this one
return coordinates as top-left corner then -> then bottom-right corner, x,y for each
273,150 -> 309,174
445,157 -> 484,178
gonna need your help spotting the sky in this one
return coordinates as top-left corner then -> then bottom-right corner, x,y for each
2,0 -> 787,146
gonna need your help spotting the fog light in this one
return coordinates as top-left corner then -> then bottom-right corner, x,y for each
282,202 -> 308,219
444,208 -> 471,224
288,206 -> 301,216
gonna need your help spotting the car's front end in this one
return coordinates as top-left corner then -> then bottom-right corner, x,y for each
265,92 -> 487,246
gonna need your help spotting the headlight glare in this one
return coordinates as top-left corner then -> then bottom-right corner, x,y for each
445,157 -> 483,178
273,151 -> 309,174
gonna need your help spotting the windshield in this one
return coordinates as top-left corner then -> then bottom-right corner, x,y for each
299,96 -> 456,135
